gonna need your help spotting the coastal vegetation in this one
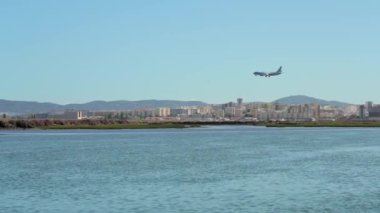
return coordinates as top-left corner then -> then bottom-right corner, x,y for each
0,119 -> 195,130
1,119 -> 380,130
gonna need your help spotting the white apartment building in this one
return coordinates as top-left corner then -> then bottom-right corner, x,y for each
158,108 -> 171,117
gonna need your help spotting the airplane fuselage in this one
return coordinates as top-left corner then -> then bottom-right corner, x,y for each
253,66 -> 282,77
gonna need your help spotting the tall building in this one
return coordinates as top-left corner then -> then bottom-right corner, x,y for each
359,105 -> 365,119
237,98 -> 243,106
249,104 -> 259,119
311,104 -> 320,120
366,101 -> 373,110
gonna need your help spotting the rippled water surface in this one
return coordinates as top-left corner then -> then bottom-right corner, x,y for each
1,126 -> 380,212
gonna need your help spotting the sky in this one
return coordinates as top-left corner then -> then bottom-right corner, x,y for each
1,0 -> 379,104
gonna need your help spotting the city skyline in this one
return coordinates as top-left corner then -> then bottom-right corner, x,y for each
1,95 -> 376,116
1,1 -> 380,104
5,97 -> 373,123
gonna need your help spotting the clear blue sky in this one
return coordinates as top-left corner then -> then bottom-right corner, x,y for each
1,0 -> 379,104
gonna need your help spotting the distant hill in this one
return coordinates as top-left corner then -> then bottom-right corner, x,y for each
0,99 -> 207,114
273,95 -> 352,107
65,100 -> 207,111
0,96 -> 353,115
0,100 -> 62,114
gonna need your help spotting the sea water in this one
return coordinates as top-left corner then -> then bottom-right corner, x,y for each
1,126 -> 380,212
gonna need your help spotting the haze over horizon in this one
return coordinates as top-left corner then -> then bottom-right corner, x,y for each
0,94 -> 357,106
1,1 -> 379,104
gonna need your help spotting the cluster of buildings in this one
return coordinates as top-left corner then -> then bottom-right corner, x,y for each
11,98 -> 380,122
359,101 -> 380,121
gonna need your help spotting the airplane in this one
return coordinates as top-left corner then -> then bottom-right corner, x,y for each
253,66 -> 282,77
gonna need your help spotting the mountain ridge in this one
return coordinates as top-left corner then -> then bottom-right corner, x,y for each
273,95 -> 352,107
0,99 -> 208,114
0,96 -> 354,114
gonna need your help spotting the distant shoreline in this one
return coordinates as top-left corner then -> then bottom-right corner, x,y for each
264,121 -> 380,128
0,120 -> 199,130
2,119 -> 380,130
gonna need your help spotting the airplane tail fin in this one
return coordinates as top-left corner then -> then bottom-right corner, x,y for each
277,66 -> 282,73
